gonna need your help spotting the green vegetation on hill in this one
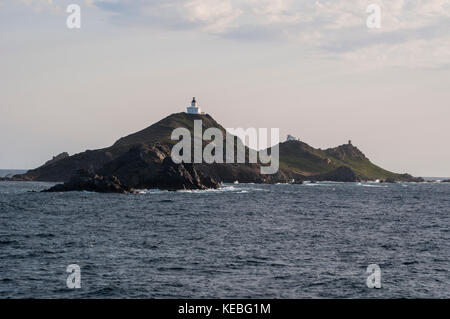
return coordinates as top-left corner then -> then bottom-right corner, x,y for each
278,140 -> 417,181
113,113 -> 226,147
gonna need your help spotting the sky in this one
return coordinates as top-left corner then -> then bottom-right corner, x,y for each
1,0 -> 449,177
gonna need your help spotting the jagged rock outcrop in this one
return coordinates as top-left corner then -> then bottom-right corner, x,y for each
97,144 -> 220,191
152,157 -> 219,191
43,169 -> 133,194
42,145 -> 221,193
325,143 -> 368,161
390,174 -> 423,182
13,149 -> 115,182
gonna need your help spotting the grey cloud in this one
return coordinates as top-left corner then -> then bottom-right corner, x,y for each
88,0 -> 450,67
319,18 -> 450,54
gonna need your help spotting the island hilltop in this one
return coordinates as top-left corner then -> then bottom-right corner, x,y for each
7,98 -> 423,192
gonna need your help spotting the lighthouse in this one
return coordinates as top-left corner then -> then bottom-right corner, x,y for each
186,97 -> 202,114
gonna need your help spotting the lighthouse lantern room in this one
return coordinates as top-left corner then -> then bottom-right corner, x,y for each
186,97 -> 202,114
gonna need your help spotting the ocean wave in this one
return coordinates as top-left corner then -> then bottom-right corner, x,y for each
360,184 -> 388,188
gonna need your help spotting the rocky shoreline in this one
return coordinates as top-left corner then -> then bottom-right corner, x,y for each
42,169 -> 134,194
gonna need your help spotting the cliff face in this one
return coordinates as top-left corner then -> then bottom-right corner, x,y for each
13,112 -> 422,190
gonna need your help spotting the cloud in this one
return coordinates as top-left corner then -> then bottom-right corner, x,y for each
92,0 -> 242,33
184,0 -> 242,33
7,0 -> 450,67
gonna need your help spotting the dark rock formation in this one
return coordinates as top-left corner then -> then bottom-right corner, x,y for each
152,157 -> 219,191
97,144 -> 220,191
325,143 -> 368,161
43,169 -> 133,194
394,174 -> 424,183
442,180 -> 450,183
13,149 -> 114,182
310,166 -> 358,182
42,145 -> 221,193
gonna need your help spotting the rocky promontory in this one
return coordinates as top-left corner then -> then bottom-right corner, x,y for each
43,169 -> 133,194
42,144 -> 221,193
9,112 -> 423,193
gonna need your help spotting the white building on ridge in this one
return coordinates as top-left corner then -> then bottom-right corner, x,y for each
186,97 -> 202,114
286,134 -> 298,141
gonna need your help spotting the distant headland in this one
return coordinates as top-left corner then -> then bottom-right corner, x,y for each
1,99 -> 424,192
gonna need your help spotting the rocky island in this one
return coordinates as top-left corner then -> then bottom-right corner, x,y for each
6,112 -> 423,192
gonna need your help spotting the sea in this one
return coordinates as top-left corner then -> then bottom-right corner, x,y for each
0,180 -> 448,298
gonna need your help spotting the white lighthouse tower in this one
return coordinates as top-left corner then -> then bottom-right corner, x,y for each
186,97 -> 201,114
